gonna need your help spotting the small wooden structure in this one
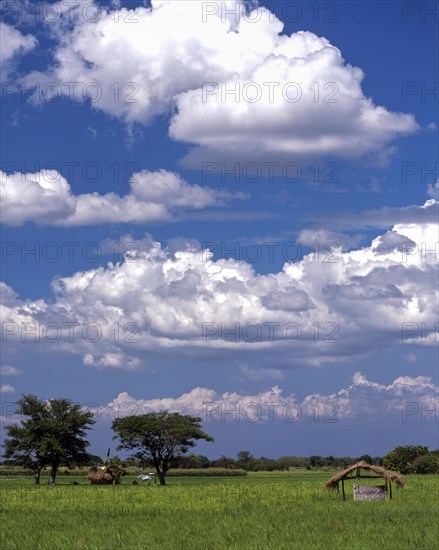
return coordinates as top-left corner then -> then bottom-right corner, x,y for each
354,484 -> 387,501
324,461 -> 405,501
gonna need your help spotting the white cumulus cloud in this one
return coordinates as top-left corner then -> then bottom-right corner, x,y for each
1,209 -> 437,369
0,364 -> 21,376
0,384 -> 16,394
22,0 -> 417,164
0,22 -> 36,78
427,178 -> 439,200
0,169 -> 246,226
95,371 -> 438,422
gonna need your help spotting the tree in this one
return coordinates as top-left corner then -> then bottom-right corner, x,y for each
112,411 -> 214,485
273,456 -> 305,471
211,455 -> 236,469
84,453 -> 104,467
409,453 -> 439,474
254,456 -> 275,471
325,455 -> 336,467
3,394 -> 95,484
359,454 -> 373,464
236,451 -> 255,471
309,455 -> 324,468
383,445 -> 429,474
172,453 -> 210,469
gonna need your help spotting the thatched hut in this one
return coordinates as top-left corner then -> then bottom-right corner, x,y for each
87,466 -> 115,485
324,461 -> 405,501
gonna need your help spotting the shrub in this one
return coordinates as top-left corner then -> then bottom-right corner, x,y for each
106,456 -> 125,484
410,454 -> 439,474
166,468 -> 247,477
0,467 -> 34,476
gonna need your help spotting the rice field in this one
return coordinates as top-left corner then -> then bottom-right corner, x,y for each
0,472 -> 438,549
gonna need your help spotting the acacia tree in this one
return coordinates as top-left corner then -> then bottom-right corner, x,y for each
3,394 -> 95,484
112,411 -> 214,485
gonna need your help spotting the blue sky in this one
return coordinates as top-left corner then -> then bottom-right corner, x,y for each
1,0 -> 438,458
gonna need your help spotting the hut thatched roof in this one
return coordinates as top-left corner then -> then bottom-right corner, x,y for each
324,461 -> 405,491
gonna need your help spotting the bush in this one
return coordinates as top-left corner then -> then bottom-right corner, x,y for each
410,454 -> 439,474
106,456 -> 125,484
0,465 -> 94,477
60,467 -> 89,476
0,467 -> 34,476
383,446 -> 430,474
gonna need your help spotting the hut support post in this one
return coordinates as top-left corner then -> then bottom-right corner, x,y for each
341,479 -> 345,501
389,480 -> 392,500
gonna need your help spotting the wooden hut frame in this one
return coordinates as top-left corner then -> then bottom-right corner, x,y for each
324,461 -> 405,501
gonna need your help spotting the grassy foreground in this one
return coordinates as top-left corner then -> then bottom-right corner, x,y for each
0,472 -> 438,549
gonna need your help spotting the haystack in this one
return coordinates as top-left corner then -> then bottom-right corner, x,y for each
324,460 -> 405,500
87,466 -> 114,485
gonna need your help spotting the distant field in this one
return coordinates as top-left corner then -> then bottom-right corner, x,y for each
1,472 -> 437,549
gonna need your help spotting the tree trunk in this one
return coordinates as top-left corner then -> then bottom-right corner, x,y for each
34,468 -> 41,485
154,466 -> 166,485
48,464 -> 58,485
157,471 -> 166,485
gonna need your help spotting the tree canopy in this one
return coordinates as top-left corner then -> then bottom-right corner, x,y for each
112,411 -> 214,484
383,445 -> 430,474
3,394 -> 95,484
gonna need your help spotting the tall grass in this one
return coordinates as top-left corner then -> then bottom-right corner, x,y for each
1,473 -> 437,549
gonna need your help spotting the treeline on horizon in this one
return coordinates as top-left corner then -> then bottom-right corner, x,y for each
2,451 -> 380,470
129,451 -> 384,471
128,448 -> 439,474
2,448 -> 439,475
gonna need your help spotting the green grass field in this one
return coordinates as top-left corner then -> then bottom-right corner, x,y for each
1,472 -> 438,549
